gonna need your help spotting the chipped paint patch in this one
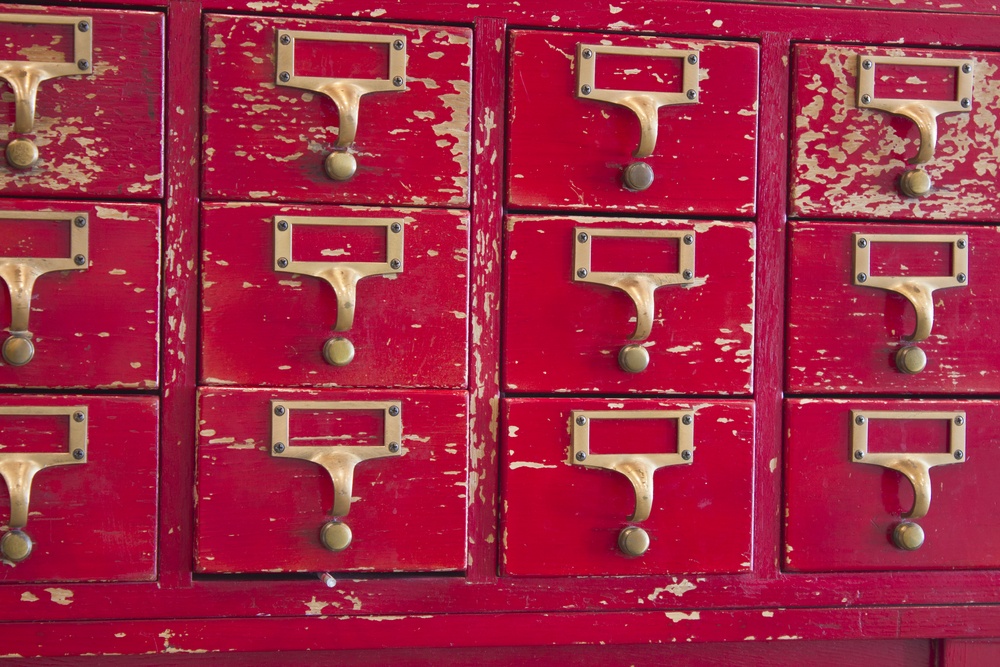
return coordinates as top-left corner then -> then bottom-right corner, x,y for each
665,611 -> 701,622
44,588 -> 74,605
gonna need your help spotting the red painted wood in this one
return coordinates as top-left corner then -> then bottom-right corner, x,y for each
503,216 -> 754,395
785,399 -> 1000,572
943,639 -> 1000,667
196,388 -> 468,573
0,199 -> 160,389
200,203 -> 468,389
791,44 -> 1000,221
507,31 -> 758,217
0,394 -> 157,583
201,15 -> 471,208
502,398 -> 754,576
0,6 -> 164,199
787,221 -> 999,394
739,0 -> 996,13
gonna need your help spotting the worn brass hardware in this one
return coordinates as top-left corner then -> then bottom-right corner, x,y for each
856,55 -> 974,198
574,228 -> 695,371
0,405 -> 87,563
854,233 -> 967,372
274,216 -> 403,365
0,211 -> 90,366
271,400 -> 403,552
850,409 -> 965,550
275,30 -> 406,180
0,14 -> 93,169
571,409 -> 694,557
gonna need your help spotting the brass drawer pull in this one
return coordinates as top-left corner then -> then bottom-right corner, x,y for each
851,410 -> 966,551
0,406 -> 88,563
275,30 -> 406,181
571,410 -> 694,557
856,55 -> 974,198
0,14 -> 93,170
0,211 -> 90,367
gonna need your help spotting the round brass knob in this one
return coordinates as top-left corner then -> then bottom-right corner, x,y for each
899,168 -> 932,198
618,344 -> 649,373
320,521 -> 353,552
325,151 -> 357,181
892,521 -> 925,551
2,335 -> 34,367
617,526 -> 650,557
5,139 -> 39,170
323,337 -> 355,366
1,529 -> 33,563
621,162 -> 654,192
895,345 -> 927,375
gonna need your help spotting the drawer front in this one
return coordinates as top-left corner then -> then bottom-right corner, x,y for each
507,31 -> 758,216
503,216 -> 754,394
785,399 -> 1000,572
0,6 -> 164,197
200,203 -> 468,388
791,44 -> 1000,220
201,15 -> 471,207
787,221 -> 998,394
196,388 -> 468,574
0,200 -> 160,389
0,395 -> 158,582
501,398 -> 754,576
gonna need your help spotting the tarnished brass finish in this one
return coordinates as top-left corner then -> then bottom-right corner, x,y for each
617,526 -> 650,557
618,344 -> 650,373
621,162 -> 654,191
323,337 -> 356,366
856,55 -> 974,196
853,232 -> 968,350
0,14 -> 93,168
0,211 -> 90,366
0,405 -> 88,564
895,346 -> 928,374
576,44 -> 699,160
271,400 -> 404,551
275,31 -> 406,179
851,409 -> 965,550
574,227 -> 695,342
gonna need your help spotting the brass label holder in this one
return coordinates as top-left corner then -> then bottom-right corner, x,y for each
273,216 -> 403,366
275,30 -> 406,181
855,55 -> 974,197
0,211 -> 90,367
0,405 -> 88,563
570,409 -> 694,557
270,400 -> 403,552
850,409 -> 965,550
0,13 -> 93,170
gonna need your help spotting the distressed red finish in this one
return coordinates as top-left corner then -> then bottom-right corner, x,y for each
201,15 -> 471,207
507,31 -> 758,217
0,6 -> 164,198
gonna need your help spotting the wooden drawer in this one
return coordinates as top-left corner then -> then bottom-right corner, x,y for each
503,215 -> 754,395
201,15 -> 471,207
0,200 -> 160,389
0,6 -> 164,198
506,31 -> 758,217
786,221 -> 998,394
196,388 -> 468,574
200,203 -> 468,389
791,44 -> 1000,221
785,399 -> 1000,572
0,395 -> 158,582
501,398 -> 754,576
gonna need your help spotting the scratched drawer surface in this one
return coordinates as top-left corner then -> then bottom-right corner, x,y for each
501,398 -> 754,576
200,203 -> 468,389
0,394 -> 158,583
201,14 -> 471,207
195,388 -> 468,574
790,44 -> 1000,221
0,200 -> 160,389
0,6 -> 164,198
786,221 -> 1000,394
502,215 -> 755,395
506,30 -> 758,217
784,399 -> 1000,572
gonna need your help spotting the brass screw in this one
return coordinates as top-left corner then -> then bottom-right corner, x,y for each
957,273 -> 967,283
391,222 -> 402,233
280,34 -> 291,45
393,76 -> 404,87
277,257 -> 288,268
957,239 -> 967,249
74,254 -> 87,266
393,39 -> 404,51
74,216 -> 87,228
279,71 -> 291,82
73,411 -> 85,422
577,268 -> 588,278
581,84 -> 592,95
575,451 -> 587,461
954,449 -> 965,460
955,416 -> 965,426
388,442 -> 400,453
575,415 -> 587,426
962,63 -> 972,74
390,259 -> 402,270
856,415 -> 866,425
683,235 -> 694,245
686,89 -> 697,100
73,449 -> 85,460
78,21 -> 90,32
862,59 -> 873,70
578,232 -> 589,243
681,450 -> 692,461
857,272 -> 868,283
273,442 -> 285,453
582,49 -> 593,59
858,238 -> 868,248
682,269 -> 693,280
861,94 -> 872,104
682,414 -> 693,425
687,54 -> 698,65
277,220 -> 288,231
854,450 -> 864,460
274,405 -> 285,416
78,59 -> 89,70
388,405 -> 400,417
961,98 -> 971,109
